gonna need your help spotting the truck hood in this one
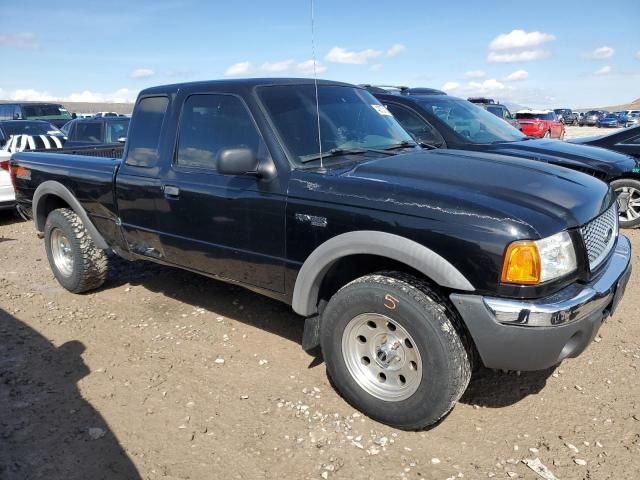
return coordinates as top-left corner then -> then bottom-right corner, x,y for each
477,138 -> 636,179
327,149 -> 613,238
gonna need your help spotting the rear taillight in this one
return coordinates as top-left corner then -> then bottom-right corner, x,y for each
0,160 -> 8,171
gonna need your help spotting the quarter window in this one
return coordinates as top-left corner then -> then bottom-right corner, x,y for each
125,96 -> 169,167
176,94 -> 262,170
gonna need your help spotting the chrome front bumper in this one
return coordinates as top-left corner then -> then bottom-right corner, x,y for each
451,235 -> 632,371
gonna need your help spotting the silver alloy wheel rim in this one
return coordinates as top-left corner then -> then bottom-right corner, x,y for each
50,228 -> 74,277
342,313 -> 422,402
616,186 -> 640,223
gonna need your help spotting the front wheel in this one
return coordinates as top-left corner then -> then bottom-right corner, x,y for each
44,208 -> 109,292
611,179 -> 640,228
320,272 -> 472,430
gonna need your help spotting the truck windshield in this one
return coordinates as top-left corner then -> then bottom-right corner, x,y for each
415,97 -> 526,144
22,104 -> 72,121
258,84 -> 414,165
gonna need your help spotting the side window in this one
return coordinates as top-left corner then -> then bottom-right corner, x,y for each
125,96 -> 169,167
74,122 -> 102,142
0,105 -> 10,120
386,103 -> 442,145
105,122 -> 128,143
176,94 -> 261,170
13,105 -> 22,119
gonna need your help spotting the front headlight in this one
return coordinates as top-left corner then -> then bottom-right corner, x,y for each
501,231 -> 577,285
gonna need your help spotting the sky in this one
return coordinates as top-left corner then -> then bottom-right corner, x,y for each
0,0 -> 638,109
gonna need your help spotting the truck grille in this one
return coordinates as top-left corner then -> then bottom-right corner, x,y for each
581,203 -> 618,271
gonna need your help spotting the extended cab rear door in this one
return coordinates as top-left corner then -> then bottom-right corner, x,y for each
155,90 -> 287,293
115,95 -> 171,258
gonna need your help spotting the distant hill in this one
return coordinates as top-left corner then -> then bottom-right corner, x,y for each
0,100 -> 134,115
577,97 -> 640,113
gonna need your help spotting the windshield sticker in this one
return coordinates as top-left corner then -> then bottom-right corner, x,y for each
371,104 -> 392,116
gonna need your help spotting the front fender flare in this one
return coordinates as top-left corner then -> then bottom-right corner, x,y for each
33,180 -> 109,250
292,231 -> 474,316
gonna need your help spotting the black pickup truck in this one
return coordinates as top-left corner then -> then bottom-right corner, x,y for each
10,79 -> 632,429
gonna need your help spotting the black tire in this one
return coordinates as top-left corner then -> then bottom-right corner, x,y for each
320,271 -> 472,430
44,208 -> 108,292
611,178 -> 640,229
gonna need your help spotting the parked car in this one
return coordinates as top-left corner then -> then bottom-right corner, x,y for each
597,113 -> 625,128
626,113 -> 640,128
467,97 -> 520,129
554,108 -> 579,125
0,149 -> 14,210
367,87 -> 640,227
0,102 -> 73,128
10,78 -> 632,429
63,117 -> 130,147
514,109 -> 565,139
580,110 -> 605,126
0,120 -> 64,148
93,111 -> 120,118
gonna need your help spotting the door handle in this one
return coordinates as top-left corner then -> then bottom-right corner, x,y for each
163,185 -> 180,198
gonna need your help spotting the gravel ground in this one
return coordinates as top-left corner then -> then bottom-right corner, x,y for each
1,209 -> 639,480
563,125 -> 623,140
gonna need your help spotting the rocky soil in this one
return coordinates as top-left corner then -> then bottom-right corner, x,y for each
1,212 -> 639,480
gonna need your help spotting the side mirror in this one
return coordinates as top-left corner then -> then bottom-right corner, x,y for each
13,113 -> 21,120
117,136 -> 127,144
72,113 -> 77,119
216,147 -> 260,176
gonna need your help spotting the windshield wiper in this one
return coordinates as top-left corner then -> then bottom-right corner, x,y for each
300,147 -> 397,163
381,140 -> 419,151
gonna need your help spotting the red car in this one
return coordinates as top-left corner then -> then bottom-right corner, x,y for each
515,110 -> 565,139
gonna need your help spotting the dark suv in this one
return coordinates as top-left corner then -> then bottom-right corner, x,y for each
0,102 -> 73,128
365,86 -> 640,228
467,97 -> 520,129
554,108 -> 579,125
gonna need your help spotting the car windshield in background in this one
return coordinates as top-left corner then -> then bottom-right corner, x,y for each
415,97 -> 526,144
1,121 -> 63,136
258,84 -> 415,164
22,104 -> 72,120
105,120 -> 130,143
516,112 -> 554,120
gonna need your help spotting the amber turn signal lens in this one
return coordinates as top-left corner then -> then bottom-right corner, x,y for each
501,241 -> 541,285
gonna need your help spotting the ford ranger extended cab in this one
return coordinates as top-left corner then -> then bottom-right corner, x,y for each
10,79 -> 632,429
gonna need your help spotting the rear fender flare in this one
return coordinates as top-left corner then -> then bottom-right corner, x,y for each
33,180 -> 109,249
292,230 -> 474,316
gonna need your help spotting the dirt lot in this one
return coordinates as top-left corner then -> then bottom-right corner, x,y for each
564,125 -> 623,140
0,211 -> 639,480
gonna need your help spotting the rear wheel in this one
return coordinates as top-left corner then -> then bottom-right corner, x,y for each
44,208 -> 108,292
611,178 -> 640,228
320,271 -> 472,430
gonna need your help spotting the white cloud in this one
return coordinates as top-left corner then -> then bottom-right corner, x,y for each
261,60 -> 295,73
505,69 -> 529,81
443,79 -> 510,97
326,46 -> 383,64
594,65 -> 612,76
131,68 -> 154,79
294,59 -> 327,75
0,87 -> 137,103
224,61 -> 253,76
4,89 -> 55,101
370,63 -> 383,72
0,32 -> 38,49
464,70 -> 486,79
585,46 -> 615,60
386,43 -> 406,57
489,29 -> 556,51
488,49 -> 550,64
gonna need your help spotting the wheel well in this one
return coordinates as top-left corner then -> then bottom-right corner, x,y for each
318,254 -> 440,308
36,194 -> 71,231
315,254 -> 480,369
